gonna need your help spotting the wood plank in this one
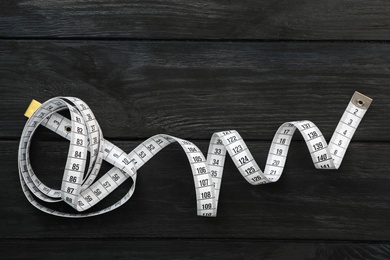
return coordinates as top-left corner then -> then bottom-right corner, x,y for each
1,240 -> 390,259
3,140 -> 390,240
1,1 -> 390,40
0,41 -> 387,140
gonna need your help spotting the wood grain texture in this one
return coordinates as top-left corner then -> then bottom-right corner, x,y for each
1,1 -> 390,40
2,1 -> 390,258
0,41 -> 387,140
2,240 -> 390,259
3,140 -> 390,240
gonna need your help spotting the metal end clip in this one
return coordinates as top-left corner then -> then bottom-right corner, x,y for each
351,91 -> 372,110
24,99 -> 42,118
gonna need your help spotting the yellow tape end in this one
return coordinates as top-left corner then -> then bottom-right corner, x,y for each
24,99 -> 42,118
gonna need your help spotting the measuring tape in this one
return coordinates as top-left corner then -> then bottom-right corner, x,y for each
18,92 -> 372,218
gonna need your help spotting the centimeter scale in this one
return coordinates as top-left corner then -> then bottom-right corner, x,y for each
18,91 -> 372,218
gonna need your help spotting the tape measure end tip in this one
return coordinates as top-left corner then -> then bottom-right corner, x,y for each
24,99 -> 42,118
352,91 -> 372,110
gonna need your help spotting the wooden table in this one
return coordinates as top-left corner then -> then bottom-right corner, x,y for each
1,1 -> 389,259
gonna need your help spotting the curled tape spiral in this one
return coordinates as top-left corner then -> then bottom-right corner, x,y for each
18,92 -> 372,218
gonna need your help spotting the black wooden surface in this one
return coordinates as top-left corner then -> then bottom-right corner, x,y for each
1,0 -> 390,40
1,1 -> 390,259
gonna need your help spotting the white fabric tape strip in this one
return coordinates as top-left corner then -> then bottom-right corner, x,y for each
18,92 -> 372,218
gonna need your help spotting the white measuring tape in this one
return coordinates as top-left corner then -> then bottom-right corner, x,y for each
18,92 -> 372,218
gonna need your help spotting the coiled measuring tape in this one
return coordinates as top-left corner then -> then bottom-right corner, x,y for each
18,92 -> 372,218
